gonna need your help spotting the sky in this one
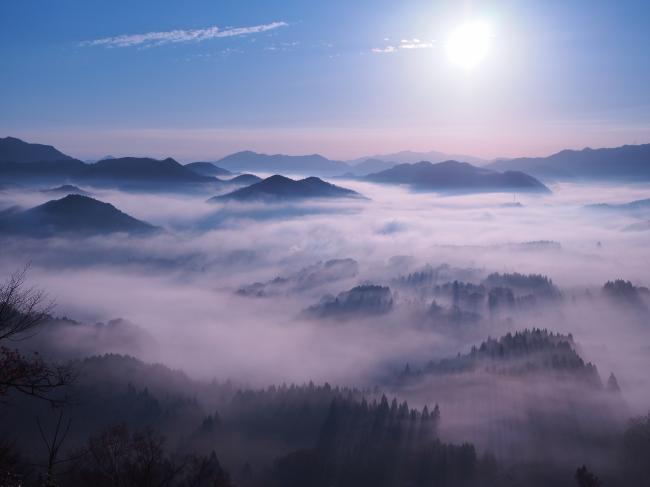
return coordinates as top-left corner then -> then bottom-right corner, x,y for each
1,0 -> 649,161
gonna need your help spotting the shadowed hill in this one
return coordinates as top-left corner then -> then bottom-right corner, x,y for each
211,175 -> 363,202
0,154 -> 217,191
406,329 -> 601,385
365,160 -> 550,193
90,157 -> 212,183
488,143 -> 650,181
0,136 -> 74,163
0,194 -> 157,237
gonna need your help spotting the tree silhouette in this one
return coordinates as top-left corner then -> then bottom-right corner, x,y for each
0,268 -> 73,405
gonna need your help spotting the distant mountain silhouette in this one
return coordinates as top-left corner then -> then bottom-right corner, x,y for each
215,151 -> 349,176
351,149 -> 487,166
40,184 -> 91,196
0,154 -> 216,190
364,160 -> 550,193
212,175 -> 362,202
89,157 -> 211,183
488,144 -> 650,181
185,161 -> 233,177
0,194 -> 156,237
0,136 -> 73,163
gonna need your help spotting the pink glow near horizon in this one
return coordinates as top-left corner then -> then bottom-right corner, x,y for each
5,124 -> 650,162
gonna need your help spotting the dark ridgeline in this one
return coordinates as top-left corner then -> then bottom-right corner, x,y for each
0,136 -> 74,163
403,329 -> 602,386
212,175 -> 363,202
88,157 -> 212,184
364,160 -> 550,193
0,155 -> 215,190
0,138 -> 229,191
0,194 -> 157,237
487,143 -> 650,181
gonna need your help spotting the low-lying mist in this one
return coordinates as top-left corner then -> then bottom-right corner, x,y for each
1,180 -> 649,414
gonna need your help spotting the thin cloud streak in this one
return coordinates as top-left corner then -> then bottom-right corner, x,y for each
81,21 -> 288,48
372,38 -> 435,54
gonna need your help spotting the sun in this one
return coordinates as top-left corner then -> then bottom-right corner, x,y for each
445,20 -> 493,69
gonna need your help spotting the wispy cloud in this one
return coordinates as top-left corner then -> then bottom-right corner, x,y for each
372,46 -> 398,54
81,21 -> 288,48
372,38 -> 435,54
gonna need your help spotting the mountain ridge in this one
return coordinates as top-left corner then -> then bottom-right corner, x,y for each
0,136 -> 74,163
0,194 -> 157,237
364,160 -> 550,193
211,175 -> 363,202
487,143 -> 650,180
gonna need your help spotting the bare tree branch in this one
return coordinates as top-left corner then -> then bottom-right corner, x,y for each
0,266 -> 74,406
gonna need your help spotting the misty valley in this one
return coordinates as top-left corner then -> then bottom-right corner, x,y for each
1,137 -> 650,487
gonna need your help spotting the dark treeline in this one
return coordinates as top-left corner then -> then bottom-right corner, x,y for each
397,329 -> 601,384
3,351 -> 650,486
2,273 -> 650,487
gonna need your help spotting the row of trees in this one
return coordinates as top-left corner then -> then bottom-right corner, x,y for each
2,269 -> 649,487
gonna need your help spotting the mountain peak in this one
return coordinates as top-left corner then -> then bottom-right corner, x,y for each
212,175 -> 362,202
365,160 -> 550,194
0,136 -> 74,163
0,194 -> 157,237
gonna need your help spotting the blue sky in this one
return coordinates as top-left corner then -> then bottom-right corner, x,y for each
1,0 -> 649,160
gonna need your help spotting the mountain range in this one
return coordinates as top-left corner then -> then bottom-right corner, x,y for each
364,160 -> 550,193
0,194 -> 157,237
349,149 -> 487,166
488,144 -> 650,181
212,175 -> 362,202
3,136 -> 649,184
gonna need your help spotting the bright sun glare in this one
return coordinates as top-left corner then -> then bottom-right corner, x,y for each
445,20 -> 493,69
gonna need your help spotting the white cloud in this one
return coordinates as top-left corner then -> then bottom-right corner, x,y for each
81,21 -> 288,48
372,46 -> 398,54
373,38 -> 434,54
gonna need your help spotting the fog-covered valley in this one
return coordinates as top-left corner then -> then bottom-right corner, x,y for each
2,159 -> 650,485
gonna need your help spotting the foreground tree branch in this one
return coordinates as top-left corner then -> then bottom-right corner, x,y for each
0,267 -> 74,406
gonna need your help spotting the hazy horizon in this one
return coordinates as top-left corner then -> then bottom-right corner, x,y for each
3,130 -> 650,163
2,0 -> 649,161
